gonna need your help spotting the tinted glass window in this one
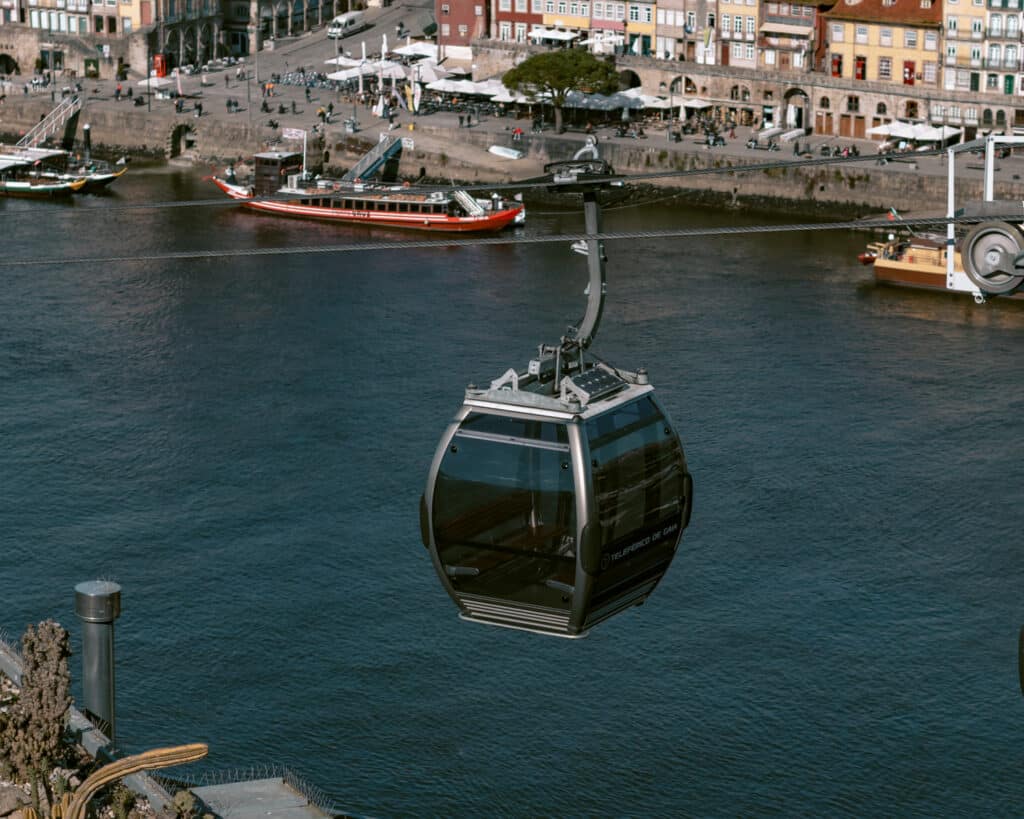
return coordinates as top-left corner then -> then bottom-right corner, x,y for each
586,397 -> 686,595
433,415 -> 576,610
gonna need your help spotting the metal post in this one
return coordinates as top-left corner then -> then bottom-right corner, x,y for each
74,580 -> 122,743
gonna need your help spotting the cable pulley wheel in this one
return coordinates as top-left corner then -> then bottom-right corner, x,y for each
961,221 -> 1024,295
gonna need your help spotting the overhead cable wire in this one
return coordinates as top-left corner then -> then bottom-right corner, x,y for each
1,212 -> 1011,268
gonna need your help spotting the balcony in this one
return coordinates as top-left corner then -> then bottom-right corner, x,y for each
982,56 -> 1023,69
944,28 -> 986,41
985,27 -> 1022,40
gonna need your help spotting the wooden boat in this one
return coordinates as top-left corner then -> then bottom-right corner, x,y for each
861,232 -> 960,290
0,156 -> 87,197
212,151 -> 524,233
60,161 -> 128,192
861,230 -> 1024,301
0,147 -> 127,194
857,134 -> 1024,302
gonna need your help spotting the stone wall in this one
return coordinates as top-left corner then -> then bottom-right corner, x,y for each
4,95 -> 1023,218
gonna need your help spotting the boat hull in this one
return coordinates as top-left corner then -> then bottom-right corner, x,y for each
212,177 -> 523,233
867,238 -> 1024,300
0,177 -> 86,197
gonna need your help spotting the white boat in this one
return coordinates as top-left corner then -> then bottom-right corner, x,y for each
488,145 -> 524,160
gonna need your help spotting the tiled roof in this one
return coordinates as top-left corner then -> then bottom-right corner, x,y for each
822,0 -> 943,27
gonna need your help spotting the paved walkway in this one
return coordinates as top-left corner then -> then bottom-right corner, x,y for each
26,1 -> 1023,189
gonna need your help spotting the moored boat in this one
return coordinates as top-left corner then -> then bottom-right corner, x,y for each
0,156 -> 87,197
857,134 -> 1024,302
212,151 -> 524,233
0,146 -> 127,194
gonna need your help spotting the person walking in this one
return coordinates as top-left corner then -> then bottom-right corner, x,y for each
458,113 -> 464,128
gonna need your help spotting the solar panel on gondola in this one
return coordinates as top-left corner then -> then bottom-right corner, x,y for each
420,173 -> 694,638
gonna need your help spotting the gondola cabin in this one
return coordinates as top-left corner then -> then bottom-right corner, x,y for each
421,362 -> 693,638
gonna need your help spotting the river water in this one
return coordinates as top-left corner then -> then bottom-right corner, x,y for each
2,165 -> 1023,816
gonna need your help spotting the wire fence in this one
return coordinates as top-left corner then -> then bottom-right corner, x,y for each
153,763 -> 369,818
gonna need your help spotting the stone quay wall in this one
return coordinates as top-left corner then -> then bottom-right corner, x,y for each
4,95 -> 1024,217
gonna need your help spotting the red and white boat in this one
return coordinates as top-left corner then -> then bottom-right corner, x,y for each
212,151 -> 524,233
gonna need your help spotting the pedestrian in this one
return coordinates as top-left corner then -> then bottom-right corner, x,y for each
305,87 -> 311,104
291,99 -> 297,114
458,113 -> 464,128
224,74 -> 229,88
793,139 -> 800,156
195,101 -> 203,118
114,83 -> 121,101
465,112 -> 472,127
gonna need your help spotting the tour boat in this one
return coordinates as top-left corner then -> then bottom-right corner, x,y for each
212,151 -> 524,233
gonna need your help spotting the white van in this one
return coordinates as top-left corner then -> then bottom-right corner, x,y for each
327,11 -> 367,39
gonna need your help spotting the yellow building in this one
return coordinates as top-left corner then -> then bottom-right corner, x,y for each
822,0 -> 943,86
719,0 -> 759,69
541,0 -> 593,38
625,0 -> 656,56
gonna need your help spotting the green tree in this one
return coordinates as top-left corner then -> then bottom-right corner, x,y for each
502,50 -> 619,133
0,620 -> 72,815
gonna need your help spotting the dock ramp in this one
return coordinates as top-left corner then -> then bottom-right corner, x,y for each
17,95 -> 82,149
341,134 -> 403,182
452,189 -> 486,216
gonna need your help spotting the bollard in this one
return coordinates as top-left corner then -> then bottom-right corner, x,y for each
74,580 -> 121,742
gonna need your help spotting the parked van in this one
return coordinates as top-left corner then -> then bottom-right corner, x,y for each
327,11 -> 367,38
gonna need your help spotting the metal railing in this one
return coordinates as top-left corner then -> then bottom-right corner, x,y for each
15,93 -> 81,148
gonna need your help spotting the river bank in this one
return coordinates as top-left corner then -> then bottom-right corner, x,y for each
3,84 -> 1024,219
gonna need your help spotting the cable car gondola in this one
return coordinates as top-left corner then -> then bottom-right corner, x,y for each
420,181 -> 694,638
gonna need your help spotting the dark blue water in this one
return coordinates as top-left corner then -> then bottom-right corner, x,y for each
2,166 -> 1023,816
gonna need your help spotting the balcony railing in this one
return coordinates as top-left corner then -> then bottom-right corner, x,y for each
945,28 -> 986,41
982,56 -> 1023,68
985,27 -> 1023,40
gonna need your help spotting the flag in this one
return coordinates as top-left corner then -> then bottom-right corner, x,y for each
283,127 -> 306,140
887,207 -> 898,221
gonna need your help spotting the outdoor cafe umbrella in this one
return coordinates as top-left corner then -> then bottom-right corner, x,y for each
325,55 -> 362,67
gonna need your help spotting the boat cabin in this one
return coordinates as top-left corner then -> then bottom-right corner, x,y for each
253,151 -> 304,196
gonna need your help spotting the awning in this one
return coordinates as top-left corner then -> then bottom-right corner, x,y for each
528,27 -> 579,41
138,76 -> 174,88
678,97 -> 712,109
759,23 -> 811,37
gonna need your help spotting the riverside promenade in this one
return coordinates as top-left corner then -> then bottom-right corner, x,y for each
3,10 -> 1024,215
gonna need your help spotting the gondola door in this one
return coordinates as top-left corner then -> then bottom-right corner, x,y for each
426,408 -> 583,635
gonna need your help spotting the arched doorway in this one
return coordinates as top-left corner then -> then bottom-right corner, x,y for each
783,88 -> 809,131
0,54 -> 19,75
168,123 -> 197,158
870,101 -> 891,140
815,95 -> 833,135
617,69 -> 641,90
